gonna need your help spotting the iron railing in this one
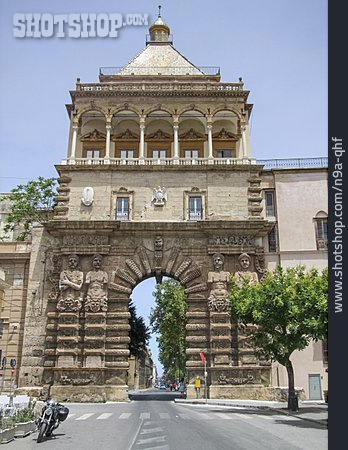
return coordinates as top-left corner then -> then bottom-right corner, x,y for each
257,157 -> 328,170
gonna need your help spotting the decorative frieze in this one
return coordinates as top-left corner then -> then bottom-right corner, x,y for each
209,236 -> 255,246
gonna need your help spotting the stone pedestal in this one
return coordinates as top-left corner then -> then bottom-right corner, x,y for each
84,312 -> 107,368
56,312 -> 81,368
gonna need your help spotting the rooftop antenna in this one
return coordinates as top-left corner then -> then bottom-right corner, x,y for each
158,5 -> 162,17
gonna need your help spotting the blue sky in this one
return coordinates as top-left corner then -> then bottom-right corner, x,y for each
0,0 -> 327,375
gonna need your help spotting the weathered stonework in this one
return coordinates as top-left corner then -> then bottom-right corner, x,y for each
15,14 -> 282,402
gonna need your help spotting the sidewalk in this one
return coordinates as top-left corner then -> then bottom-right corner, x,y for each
174,398 -> 328,427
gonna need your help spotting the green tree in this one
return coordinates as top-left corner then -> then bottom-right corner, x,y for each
0,177 -> 57,241
129,299 -> 150,358
150,279 -> 187,380
229,265 -> 328,410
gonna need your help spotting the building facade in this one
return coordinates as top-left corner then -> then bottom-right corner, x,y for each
1,13 -> 327,401
260,164 -> 328,399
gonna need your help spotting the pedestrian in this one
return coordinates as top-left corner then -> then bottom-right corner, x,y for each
194,376 -> 201,399
179,379 -> 186,397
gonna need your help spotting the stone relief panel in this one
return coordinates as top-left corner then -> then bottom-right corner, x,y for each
57,254 -> 83,312
207,253 -> 230,312
47,254 -> 62,301
85,254 -> 108,313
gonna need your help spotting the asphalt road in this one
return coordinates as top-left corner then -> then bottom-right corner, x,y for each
8,389 -> 327,450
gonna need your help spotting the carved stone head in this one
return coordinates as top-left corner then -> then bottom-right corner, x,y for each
154,235 -> 163,251
92,253 -> 103,270
68,254 -> 79,270
238,253 -> 251,270
212,253 -> 224,271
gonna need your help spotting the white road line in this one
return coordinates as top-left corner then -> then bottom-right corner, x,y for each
119,412 -> 132,419
67,413 -> 76,419
75,413 -> 95,421
234,413 -> 253,420
140,427 -> 164,435
258,415 -> 273,420
214,412 -> 234,420
139,446 -> 169,450
140,412 -> 151,420
137,436 -> 167,445
96,413 -> 113,420
159,412 -> 170,419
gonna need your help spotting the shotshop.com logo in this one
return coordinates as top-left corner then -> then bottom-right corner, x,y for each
13,13 -> 149,38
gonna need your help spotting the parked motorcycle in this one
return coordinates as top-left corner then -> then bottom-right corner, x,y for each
36,399 -> 69,443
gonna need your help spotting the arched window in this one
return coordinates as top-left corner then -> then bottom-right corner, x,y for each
314,211 -> 328,250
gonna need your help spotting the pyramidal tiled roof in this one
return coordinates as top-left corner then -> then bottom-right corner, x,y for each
118,43 -> 205,76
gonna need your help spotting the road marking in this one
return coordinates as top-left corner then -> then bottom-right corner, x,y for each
96,413 -> 113,420
139,446 -> 169,450
159,412 -> 170,419
67,413 -> 76,419
214,412 -> 234,420
140,412 -> 151,420
137,436 -> 167,445
119,413 -> 132,419
234,413 -> 253,420
140,427 -> 164,435
258,415 -> 273,420
75,413 -> 95,421
177,413 -> 190,420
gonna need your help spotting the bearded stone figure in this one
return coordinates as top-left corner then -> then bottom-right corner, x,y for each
85,254 -> 108,313
207,253 -> 230,312
57,254 -> 83,312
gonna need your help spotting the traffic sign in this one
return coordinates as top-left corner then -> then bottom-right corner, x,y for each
1,357 -> 6,369
10,358 -> 16,368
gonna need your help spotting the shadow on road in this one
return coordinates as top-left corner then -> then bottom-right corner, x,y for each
129,389 -> 184,401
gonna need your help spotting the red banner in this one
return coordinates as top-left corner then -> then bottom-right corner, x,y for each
199,352 -> 205,363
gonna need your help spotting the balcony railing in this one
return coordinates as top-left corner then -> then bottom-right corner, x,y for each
60,157 -> 328,169
76,81 -> 243,93
99,66 -> 221,77
258,157 -> 328,170
61,157 -> 257,166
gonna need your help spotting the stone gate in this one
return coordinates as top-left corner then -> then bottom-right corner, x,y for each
17,12 -> 275,401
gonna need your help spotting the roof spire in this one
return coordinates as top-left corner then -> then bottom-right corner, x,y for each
148,6 -> 171,44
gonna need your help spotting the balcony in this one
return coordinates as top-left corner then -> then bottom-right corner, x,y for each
60,156 -> 328,170
60,157 -> 257,167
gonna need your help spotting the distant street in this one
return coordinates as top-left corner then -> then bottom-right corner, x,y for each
9,389 -> 327,450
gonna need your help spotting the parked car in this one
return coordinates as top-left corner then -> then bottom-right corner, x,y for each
159,384 -> 166,390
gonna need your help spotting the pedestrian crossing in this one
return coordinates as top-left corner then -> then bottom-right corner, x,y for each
67,410 -> 296,423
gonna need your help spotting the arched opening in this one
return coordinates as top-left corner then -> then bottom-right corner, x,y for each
145,110 -> 173,160
179,111 -> 206,160
213,110 -> 241,159
127,276 -> 187,400
78,110 -> 106,159
112,110 -> 140,160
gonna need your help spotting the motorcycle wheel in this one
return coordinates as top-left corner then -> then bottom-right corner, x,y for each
46,426 -> 54,437
37,422 -> 47,443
